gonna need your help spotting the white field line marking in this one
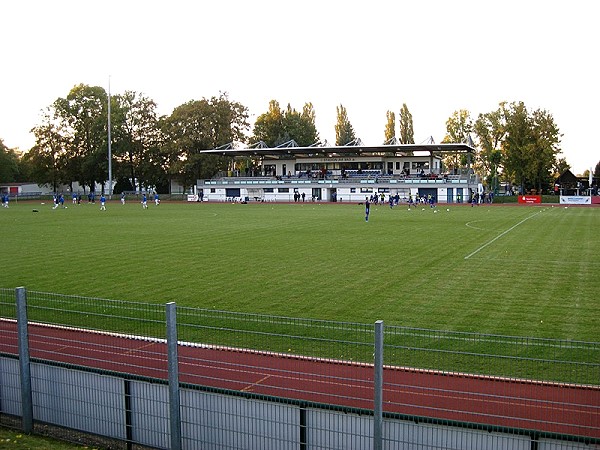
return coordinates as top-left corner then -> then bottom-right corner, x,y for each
465,220 -> 485,230
464,210 -> 544,260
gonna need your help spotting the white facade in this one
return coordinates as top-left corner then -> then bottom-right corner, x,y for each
198,177 -> 473,204
196,145 -> 478,204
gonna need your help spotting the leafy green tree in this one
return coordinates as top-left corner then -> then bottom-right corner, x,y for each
528,108 -> 562,192
25,108 -> 71,191
384,111 -> 395,144
399,103 -> 414,144
0,139 -> 20,182
441,110 -> 473,172
335,104 -> 356,146
474,109 -> 506,191
111,90 -> 162,191
251,101 -> 319,147
250,100 -> 285,147
501,101 -> 562,194
162,93 -> 249,190
52,84 -> 109,193
554,157 -> 570,176
594,160 -> 600,178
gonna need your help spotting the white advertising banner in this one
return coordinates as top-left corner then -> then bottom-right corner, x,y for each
559,196 -> 591,205
187,194 -> 199,202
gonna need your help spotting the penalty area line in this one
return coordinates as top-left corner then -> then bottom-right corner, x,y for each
464,210 -> 544,260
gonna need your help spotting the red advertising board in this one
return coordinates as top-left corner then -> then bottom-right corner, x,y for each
518,195 -> 541,204
593,196 -> 600,204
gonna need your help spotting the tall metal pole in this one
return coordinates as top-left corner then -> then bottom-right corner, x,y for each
166,302 -> 182,450
373,320 -> 384,450
16,287 -> 33,434
107,75 -> 112,199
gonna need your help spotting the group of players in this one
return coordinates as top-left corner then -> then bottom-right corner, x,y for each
46,192 -> 161,210
364,193 -> 438,222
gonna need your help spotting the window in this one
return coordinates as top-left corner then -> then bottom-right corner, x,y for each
412,161 -> 430,170
278,188 -> 289,193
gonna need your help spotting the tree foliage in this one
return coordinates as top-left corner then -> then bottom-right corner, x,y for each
110,90 -> 163,191
52,84 -> 109,192
251,100 -> 319,147
399,104 -> 414,145
441,110 -> 473,171
501,101 -> 561,193
474,108 -> 505,190
0,139 -> 21,182
26,107 -> 71,191
162,92 -> 249,189
384,111 -> 395,144
335,104 -> 356,146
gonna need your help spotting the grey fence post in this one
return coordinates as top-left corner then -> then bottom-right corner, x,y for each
16,287 -> 33,434
374,320 -> 384,450
166,302 -> 182,450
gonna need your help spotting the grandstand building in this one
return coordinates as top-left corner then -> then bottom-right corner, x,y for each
198,141 -> 480,203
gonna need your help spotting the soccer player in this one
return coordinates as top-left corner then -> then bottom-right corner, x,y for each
365,197 -> 370,222
154,192 -> 160,206
142,193 -> 148,209
72,192 -> 77,204
121,192 -> 126,205
100,194 -> 106,211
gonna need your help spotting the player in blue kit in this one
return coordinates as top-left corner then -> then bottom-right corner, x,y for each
365,197 -> 370,222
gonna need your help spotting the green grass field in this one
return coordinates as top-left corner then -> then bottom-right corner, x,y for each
1,199 -> 599,342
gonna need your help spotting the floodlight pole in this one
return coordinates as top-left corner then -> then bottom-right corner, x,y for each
107,75 -> 112,199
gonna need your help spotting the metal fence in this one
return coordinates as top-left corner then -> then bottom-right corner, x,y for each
1,287 -> 598,449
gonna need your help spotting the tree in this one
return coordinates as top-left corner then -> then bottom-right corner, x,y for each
251,100 -> 319,147
398,104 -> 414,144
474,109 -> 506,192
594,160 -> 600,179
441,110 -> 473,172
0,139 -> 21,182
528,108 -> 562,193
501,101 -> 561,194
383,111 -> 395,144
111,91 -> 162,192
335,104 -> 356,146
251,100 -> 285,147
52,84 -> 109,193
25,108 -> 71,191
162,93 -> 249,190
554,157 -> 570,176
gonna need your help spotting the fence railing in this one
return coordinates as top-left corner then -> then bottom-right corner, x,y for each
1,287 -> 599,449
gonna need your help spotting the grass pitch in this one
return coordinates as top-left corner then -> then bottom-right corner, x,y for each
1,199 -> 598,342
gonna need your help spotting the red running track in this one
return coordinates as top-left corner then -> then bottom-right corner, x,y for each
1,321 -> 598,439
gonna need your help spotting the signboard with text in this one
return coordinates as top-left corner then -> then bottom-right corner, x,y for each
559,196 -> 591,205
518,195 -> 541,204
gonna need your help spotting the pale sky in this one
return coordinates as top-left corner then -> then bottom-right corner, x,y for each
1,0 -> 598,174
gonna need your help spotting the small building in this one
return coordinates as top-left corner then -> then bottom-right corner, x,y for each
0,182 -> 55,198
198,142 -> 479,203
